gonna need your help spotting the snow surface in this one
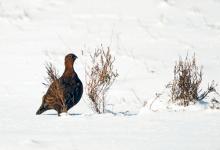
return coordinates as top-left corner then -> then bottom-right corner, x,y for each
0,0 -> 220,149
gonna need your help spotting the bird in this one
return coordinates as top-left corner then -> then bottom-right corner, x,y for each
36,53 -> 83,116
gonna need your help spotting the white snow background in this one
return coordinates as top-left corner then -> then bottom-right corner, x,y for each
0,0 -> 220,149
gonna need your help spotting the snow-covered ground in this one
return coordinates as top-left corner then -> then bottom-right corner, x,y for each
1,111 -> 220,150
0,0 -> 220,149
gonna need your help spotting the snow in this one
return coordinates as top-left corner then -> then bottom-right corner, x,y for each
1,112 -> 220,150
0,0 -> 220,149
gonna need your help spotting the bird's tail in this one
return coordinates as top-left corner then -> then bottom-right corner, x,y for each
36,104 -> 47,115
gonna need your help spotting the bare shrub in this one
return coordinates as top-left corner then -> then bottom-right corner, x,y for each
86,45 -> 118,114
43,63 -> 67,113
44,63 -> 60,85
210,98 -> 220,109
169,54 -> 217,106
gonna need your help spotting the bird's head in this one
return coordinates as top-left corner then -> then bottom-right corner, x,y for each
64,53 -> 78,68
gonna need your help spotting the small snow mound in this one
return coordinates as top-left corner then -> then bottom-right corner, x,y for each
166,101 -> 210,112
158,0 -> 171,8
138,107 -> 154,116
59,112 -> 69,117
20,139 -> 41,146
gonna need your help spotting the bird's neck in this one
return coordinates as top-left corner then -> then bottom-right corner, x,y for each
63,64 -> 75,77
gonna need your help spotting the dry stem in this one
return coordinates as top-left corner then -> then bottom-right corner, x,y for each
86,45 -> 118,113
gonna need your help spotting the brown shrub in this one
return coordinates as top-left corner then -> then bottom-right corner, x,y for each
86,45 -> 118,113
169,54 -> 217,106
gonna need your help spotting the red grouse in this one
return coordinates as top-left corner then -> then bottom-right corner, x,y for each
36,54 -> 83,115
